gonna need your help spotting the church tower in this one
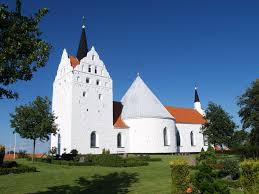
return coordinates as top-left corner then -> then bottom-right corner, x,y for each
51,21 -> 114,154
194,87 -> 205,116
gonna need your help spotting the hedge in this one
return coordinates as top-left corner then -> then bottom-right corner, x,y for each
170,158 -> 190,194
35,154 -> 149,167
0,164 -> 37,175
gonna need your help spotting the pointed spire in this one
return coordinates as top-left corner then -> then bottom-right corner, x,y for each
77,16 -> 88,61
194,86 -> 200,102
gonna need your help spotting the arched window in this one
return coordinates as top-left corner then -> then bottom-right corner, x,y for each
90,131 -> 97,148
88,65 -> 91,73
96,79 -> 100,85
176,130 -> 181,147
190,131 -> 194,146
94,67 -> 97,74
117,133 -> 122,148
57,134 -> 61,155
163,127 -> 169,146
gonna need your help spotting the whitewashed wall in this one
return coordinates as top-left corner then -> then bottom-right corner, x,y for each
124,118 -> 177,153
176,123 -> 208,153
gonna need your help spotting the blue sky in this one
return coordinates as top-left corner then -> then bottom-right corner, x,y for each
1,0 -> 259,153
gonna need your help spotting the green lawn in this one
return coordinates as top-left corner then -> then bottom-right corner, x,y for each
0,155 -> 243,194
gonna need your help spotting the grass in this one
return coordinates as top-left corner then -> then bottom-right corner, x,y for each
0,155 -> 244,194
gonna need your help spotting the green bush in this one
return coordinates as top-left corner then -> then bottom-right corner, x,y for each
219,158 -> 240,180
196,146 -> 217,166
237,145 -> 259,160
0,164 -> 36,175
0,145 -> 5,166
1,161 -> 18,168
170,158 -> 190,194
240,160 -> 259,194
192,161 -> 230,194
35,154 -> 149,167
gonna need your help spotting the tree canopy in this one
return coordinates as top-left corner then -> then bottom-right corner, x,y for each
238,79 -> 259,145
0,0 -> 51,99
10,96 -> 57,161
201,102 -> 237,147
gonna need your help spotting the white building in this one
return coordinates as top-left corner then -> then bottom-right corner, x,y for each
51,24 -> 208,155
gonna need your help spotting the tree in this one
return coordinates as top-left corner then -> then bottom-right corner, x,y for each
238,79 -> 259,145
230,130 -> 249,148
0,0 -> 51,99
10,96 -> 57,162
201,102 -> 237,147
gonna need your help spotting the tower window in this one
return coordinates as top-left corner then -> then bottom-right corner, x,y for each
57,134 -> 61,155
96,80 -> 100,85
92,55 -> 95,60
117,133 -> 123,148
86,78 -> 90,83
95,67 -> 97,74
83,91 -> 86,97
90,131 -> 98,148
98,94 -> 102,100
88,65 -> 91,73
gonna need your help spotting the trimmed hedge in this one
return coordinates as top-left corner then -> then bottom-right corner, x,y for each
35,154 -> 149,167
1,161 -> 18,168
0,164 -> 36,175
170,159 -> 190,194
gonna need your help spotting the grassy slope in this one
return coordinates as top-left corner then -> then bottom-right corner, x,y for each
0,155 -> 243,194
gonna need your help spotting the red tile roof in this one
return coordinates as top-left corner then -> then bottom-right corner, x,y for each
113,101 -> 129,128
69,56 -> 80,69
165,106 -> 206,124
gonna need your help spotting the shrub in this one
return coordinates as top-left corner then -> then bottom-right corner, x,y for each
170,158 -> 190,194
237,145 -> 259,160
196,146 -> 217,166
192,161 -> 230,194
240,160 -> 259,194
102,149 -> 110,155
49,147 -> 57,156
0,164 -> 36,175
70,149 -> 78,156
61,153 -> 74,161
0,145 -> 5,166
1,161 -> 18,168
219,158 -> 240,180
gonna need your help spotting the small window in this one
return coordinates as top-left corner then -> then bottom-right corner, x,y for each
98,94 -> 102,100
94,67 -> 97,74
117,133 -> 122,148
92,55 -> 95,60
77,76 -> 80,82
176,130 -> 181,147
163,127 -> 169,146
96,80 -> 100,85
83,91 -> 86,97
190,131 -> 194,146
86,78 -> 90,83
88,65 -> 91,73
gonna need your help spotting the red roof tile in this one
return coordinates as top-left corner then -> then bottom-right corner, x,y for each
165,106 -> 206,124
113,101 -> 129,128
69,56 -> 80,69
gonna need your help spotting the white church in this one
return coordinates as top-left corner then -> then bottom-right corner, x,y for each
51,24 -> 208,155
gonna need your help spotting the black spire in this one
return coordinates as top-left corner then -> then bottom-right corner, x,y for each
194,87 -> 200,102
77,17 -> 88,61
